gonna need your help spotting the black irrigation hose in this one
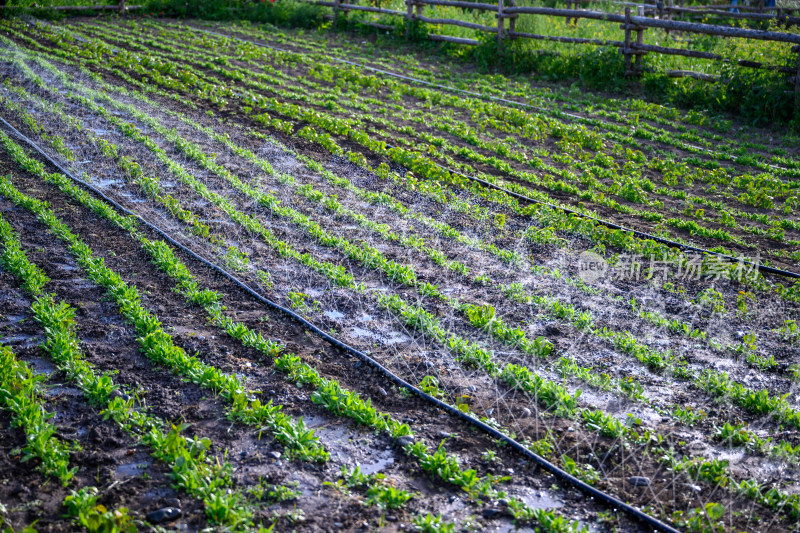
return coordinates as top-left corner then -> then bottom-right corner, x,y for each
0,112 -> 683,533
195,26 -> 800,281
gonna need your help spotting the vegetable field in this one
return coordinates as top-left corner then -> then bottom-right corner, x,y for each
0,15 -> 799,533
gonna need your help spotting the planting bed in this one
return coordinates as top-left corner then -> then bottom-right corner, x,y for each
0,15 -> 799,533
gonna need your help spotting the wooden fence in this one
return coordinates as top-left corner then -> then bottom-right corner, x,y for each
311,0 -> 800,89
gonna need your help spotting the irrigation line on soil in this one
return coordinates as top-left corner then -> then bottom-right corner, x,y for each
0,113 -> 684,533
193,26 -> 800,281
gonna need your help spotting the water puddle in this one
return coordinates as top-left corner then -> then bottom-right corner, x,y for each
114,461 -> 150,478
437,495 -> 468,516
26,356 -> 56,376
117,190 -> 147,203
495,523 -> 536,533
304,415 -> 395,473
384,331 -> 410,345
44,385 -> 82,397
508,484 -> 563,510
350,326 -> 410,346
94,177 -> 121,188
323,310 -> 345,321
351,326 -> 377,339
357,447 -> 394,475
0,314 -> 26,326
0,333 -> 41,349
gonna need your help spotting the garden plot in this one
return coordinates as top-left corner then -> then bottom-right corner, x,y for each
0,16 -> 798,533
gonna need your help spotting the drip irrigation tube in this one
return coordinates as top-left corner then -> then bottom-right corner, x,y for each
422,150 -> 800,279
194,26 -> 800,280
0,113 -> 682,533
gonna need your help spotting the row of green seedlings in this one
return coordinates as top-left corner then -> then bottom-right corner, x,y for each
54,30 -> 800,520
0,208 -> 259,530
10,37 -> 800,512
0,88 -> 594,531
23,46 -> 800,474
162,20 -> 800,183
0,59 -> 768,533
70,25 -> 800,300
1,63 -> 607,493
0,129 -> 329,462
0,130 -> 430,528
0,219 -> 148,532
251,20 -> 798,173
0,219 -> 77,487
0,69 -> 612,490
9,42 -> 796,462
0,78 -> 223,248
379,288 -> 800,523
58,60 -> 609,491
11,28 -> 795,310
28,43 -> 779,396
0,339 -> 77,485
49,61 -> 705,441
97,22 -> 792,254
28,17 -> 782,260
141,19 -> 800,229
0,144 -> 588,533
61,22 -> 800,524
325,466 -> 412,511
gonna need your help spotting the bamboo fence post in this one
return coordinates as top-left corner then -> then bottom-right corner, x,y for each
624,6 -> 633,75
634,5 -> 645,73
405,0 -> 423,37
118,0 -> 125,13
508,0 -> 517,36
665,0 -> 672,36
405,0 -> 413,36
497,0 -> 505,51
